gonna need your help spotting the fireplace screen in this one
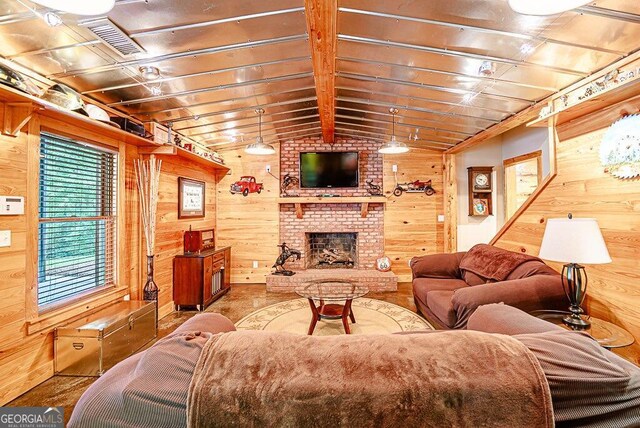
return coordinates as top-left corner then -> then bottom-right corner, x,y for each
306,233 -> 357,269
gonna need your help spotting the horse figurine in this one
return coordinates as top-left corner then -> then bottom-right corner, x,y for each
272,242 -> 301,276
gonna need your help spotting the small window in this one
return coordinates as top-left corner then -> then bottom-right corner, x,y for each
38,133 -> 118,309
503,151 -> 542,221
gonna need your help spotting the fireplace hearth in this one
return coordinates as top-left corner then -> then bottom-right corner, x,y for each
306,233 -> 357,269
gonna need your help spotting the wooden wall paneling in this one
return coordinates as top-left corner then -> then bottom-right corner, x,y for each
216,146 -> 280,283
492,103 -> 640,364
383,149 -> 445,281
443,153 -> 457,253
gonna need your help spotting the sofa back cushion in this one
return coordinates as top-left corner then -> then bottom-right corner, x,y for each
462,270 -> 491,286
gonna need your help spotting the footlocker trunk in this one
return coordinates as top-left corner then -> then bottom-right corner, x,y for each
55,300 -> 157,376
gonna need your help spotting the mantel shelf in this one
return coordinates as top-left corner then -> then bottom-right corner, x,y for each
278,196 -> 387,219
139,144 -> 230,173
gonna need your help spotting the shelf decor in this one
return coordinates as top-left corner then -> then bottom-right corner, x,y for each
134,155 -> 162,305
599,114 -> 640,179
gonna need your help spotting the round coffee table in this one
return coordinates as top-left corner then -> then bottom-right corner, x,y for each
531,310 -> 635,349
295,280 -> 369,335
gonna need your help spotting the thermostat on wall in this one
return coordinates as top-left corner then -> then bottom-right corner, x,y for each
0,196 -> 25,215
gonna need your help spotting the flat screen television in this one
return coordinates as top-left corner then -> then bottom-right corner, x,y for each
300,152 -> 359,188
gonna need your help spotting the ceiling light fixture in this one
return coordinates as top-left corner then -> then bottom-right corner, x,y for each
29,0 -> 115,15
508,0 -> 592,16
140,66 -> 161,81
378,108 -> 409,154
43,11 -> 62,26
150,86 -> 162,96
478,61 -> 495,76
245,108 -> 276,155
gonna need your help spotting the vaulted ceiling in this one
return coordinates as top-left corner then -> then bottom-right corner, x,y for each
1,0 -> 640,151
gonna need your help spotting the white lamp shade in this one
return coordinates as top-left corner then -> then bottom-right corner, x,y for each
244,136 -> 276,155
508,0 -> 591,16
538,218 -> 611,264
378,136 -> 409,154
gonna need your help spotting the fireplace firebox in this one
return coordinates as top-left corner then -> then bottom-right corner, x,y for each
306,233 -> 357,269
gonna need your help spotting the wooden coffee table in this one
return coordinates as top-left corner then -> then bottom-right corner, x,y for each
295,280 -> 369,335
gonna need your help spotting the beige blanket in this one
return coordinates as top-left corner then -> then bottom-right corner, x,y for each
187,330 -> 553,428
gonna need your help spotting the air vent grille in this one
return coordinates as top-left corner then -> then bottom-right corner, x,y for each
80,18 -> 144,57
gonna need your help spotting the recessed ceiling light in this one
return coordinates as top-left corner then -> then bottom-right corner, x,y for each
30,0 -> 115,16
478,61 -> 495,76
150,86 -> 162,96
508,0 -> 592,16
520,43 -> 536,55
139,66 -> 161,81
43,11 -> 62,26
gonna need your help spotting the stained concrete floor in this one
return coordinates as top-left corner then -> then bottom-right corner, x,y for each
7,283 -> 418,424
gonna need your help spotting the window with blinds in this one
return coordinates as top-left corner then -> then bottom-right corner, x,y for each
38,133 -> 118,308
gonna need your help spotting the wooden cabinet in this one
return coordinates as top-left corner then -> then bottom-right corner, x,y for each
173,247 -> 231,311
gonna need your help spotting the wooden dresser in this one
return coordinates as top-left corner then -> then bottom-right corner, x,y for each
173,247 -> 231,311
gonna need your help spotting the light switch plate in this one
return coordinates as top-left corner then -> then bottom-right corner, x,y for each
437,215 -> 445,222
252,260 -> 259,269
392,164 -> 398,173
0,230 -> 11,247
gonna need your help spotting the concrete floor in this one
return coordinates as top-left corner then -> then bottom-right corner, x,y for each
7,283 -> 418,424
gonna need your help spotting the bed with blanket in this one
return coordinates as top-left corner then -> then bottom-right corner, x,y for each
68,306 -> 640,428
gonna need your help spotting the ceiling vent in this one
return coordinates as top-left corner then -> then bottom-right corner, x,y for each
79,18 -> 144,57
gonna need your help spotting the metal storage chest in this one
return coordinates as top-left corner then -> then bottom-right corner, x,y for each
55,300 -> 157,376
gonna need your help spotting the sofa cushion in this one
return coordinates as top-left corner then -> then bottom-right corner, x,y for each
506,260 -> 558,280
410,252 -> 465,279
462,270 -> 490,286
515,330 -> 640,427
425,290 -> 456,328
467,303 -> 564,335
412,278 -> 467,308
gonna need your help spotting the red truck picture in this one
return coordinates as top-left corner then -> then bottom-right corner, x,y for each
230,176 -> 263,196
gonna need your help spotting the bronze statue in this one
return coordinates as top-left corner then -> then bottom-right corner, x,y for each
272,242 -> 301,276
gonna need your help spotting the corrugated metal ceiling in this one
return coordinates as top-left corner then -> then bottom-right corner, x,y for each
1,0 -> 639,150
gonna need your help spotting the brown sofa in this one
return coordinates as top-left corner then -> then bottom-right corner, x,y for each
68,306 -> 640,428
411,244 -> 566,329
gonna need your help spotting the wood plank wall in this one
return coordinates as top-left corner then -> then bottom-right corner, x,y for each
149,155 -> 218,316
383,149 -> 445,281
216,146 -> 281,283
493,103 -> 640,364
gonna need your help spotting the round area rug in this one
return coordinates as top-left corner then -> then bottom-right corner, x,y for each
235,298 -> 433,335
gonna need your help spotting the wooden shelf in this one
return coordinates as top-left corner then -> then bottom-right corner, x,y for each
0,83 -> 162,147
278,196 -> 387,219
139,144 -> 230,172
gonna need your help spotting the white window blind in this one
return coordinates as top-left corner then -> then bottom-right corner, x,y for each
38,133 -> 118,308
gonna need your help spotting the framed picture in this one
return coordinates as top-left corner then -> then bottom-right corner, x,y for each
178,177 -> 205,219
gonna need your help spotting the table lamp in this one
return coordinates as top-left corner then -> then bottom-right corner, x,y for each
538,214 -> 611,328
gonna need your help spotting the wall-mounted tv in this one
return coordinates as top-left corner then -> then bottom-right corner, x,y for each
300,152 -> 359,188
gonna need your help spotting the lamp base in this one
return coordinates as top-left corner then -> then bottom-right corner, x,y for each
562,313 -> 591,329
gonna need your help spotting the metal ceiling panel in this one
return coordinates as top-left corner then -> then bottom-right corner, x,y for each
338,9 -> 620,74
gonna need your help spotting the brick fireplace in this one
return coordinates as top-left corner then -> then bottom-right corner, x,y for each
267,137 -> 397,292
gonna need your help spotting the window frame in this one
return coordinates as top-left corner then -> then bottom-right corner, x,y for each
25,118 -> 128,332
37,132 -> 119,311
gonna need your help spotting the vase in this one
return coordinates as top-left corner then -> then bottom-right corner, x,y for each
143,255 -> 159,302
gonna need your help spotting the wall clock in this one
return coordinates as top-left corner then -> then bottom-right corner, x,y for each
467,167 -> 494,216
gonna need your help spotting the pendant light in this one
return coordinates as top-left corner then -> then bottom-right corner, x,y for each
245,108 -> 276,155
29,0 -> 115,15
508,0 -> 591,16
378,108 -> 409,154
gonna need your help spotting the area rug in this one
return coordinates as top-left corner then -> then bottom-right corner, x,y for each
235,298 -> 433,335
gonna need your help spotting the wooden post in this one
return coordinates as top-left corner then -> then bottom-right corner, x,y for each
443,153 -> 457,253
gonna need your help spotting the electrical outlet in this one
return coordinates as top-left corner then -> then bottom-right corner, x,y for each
0,230 -> 10,247
392,164 -> 398,173
437,215 -> 445,222
266,165 -> 271,173
252,260 -> 259,269
123,294 -> 131,301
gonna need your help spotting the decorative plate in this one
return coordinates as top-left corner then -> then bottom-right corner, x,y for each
599,114 -> 640,179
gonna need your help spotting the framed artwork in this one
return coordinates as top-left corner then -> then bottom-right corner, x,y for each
178,177 -> 205,219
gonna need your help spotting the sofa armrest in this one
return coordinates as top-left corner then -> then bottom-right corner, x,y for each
451,274 -> 565,329
410,252 -> 465,279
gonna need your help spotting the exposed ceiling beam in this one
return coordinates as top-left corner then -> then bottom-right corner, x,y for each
304,0 -> 337,144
